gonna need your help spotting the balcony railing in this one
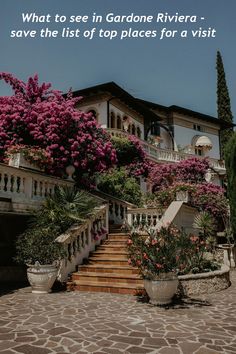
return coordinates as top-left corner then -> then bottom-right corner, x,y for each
0,163 -> 74,213
107,128 -> 226,172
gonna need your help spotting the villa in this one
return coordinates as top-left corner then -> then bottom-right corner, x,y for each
74,81 -> 231,186
0,80 -> 234,293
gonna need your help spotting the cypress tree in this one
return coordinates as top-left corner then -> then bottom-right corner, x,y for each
224,133 -> 236,240
216,51 -> 233,157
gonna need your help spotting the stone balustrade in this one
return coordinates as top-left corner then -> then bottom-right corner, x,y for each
106,128 -> 226,173
93,190 -> 135,225
56,204 -> 109,281
127,207 -> 164,229
0,163 -> 74,213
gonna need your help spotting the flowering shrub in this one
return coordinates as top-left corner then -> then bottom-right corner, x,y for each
128,224 -> 188,279
6,144 -> 53,170
146,181 -> 228,224
127,224 -> 220,279
149,157 -> 210,192
111,135 -> 152,178
111,136 -> 145,166
0,73 -> 116,181
192,183 -> 228,220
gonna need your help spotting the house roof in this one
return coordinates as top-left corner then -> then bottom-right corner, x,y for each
69,81 -> 234,129
71,82 -> 160,122
137,99 -> 235,129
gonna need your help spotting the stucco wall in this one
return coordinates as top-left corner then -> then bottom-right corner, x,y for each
174,125 -> 220,159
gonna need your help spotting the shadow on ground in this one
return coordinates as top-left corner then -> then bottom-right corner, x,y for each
136,293 -> 212,309
0,282 -> 28,296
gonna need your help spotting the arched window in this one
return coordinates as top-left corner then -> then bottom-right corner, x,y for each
131,124 -> 136,136
87,109 -> 97,118
117,115 -> 121,130
137,126 -> 141,138
110,112 -> 115,128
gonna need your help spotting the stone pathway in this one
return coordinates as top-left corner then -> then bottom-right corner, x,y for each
1,272 -> 236,354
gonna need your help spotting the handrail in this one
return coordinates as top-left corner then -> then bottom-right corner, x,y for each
127,207 -> 164,228
93,189 -> 136,208
56,204 -> 109,281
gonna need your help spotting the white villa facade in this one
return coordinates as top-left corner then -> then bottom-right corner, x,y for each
74,82 -> 232,185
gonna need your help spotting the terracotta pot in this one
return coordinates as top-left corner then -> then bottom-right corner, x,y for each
144,273 -> 178,305
27,263 -> 58,294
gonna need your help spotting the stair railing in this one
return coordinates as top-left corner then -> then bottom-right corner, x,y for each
127,207 -> 164,229
92,190 -> 136,225
56,204 -> 109,282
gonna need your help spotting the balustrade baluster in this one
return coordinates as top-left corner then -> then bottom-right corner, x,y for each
36,180 -> 41,197
33,180 -> 37,196
12,175 -> 18,193
0,173 -> 3,191
4,174 -> 9,192
81,231 -> 85,248
41,181 -> 46,197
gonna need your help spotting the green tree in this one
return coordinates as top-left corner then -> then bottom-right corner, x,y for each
224,133 -> 236,240
216,51 -> 234,156
97,167 -> 142,206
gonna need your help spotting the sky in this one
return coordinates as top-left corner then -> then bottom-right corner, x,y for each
0,0 -> 235,121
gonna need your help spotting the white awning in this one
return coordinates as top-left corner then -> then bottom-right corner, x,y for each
192,135 -> 213,148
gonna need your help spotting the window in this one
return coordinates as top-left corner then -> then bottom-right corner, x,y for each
195,147 -> 203,156
87,109 -> 97,120
110,112 -> 115,128
117,115 -> 121,129
193,124 -> 204,132
131,124 -> 136,135
137,126 -> 141,138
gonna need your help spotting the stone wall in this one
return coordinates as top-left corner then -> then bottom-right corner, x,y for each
178,265 -> 230,297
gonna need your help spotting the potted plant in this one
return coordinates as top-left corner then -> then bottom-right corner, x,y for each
15,224 -> 65,294
7,144 -> 53,172
127,224 -> 187,305
15,186 -> 98,293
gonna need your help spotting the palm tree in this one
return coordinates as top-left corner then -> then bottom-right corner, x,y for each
193,211 -> 216,253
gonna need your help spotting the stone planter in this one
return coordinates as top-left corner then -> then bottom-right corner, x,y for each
144,273 -> 179,305
176,190 -> 189,203
27,263 -> 58,294
8,152 -> 43,172
178,265 -> 230,296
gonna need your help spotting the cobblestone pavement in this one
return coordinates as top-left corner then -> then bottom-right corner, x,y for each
1,271 -> 236,354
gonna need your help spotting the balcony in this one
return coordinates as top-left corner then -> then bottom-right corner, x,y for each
0,163 -> 74,214
107,128 -> 226,174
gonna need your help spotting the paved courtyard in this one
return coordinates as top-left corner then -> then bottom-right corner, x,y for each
0,272 -> 236,354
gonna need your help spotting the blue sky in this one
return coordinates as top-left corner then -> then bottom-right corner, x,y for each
0,0 -> 235,120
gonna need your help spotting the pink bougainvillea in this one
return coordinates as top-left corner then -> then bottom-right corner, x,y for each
0,73 -> 116,180
149,157 -> 210,192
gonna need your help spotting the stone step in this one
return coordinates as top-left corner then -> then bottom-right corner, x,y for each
102,240 -> 128,246
72,272 -> 143,285
72,280 -> 144,295
88,257 -> 129,266
78,264 -> 139,275
108,233 -> 129,237
98,246 -> 127,252
107,236 -> 129,242
109,224 -> 122,231
91,250 -> 128,257
67,231 -> 141,295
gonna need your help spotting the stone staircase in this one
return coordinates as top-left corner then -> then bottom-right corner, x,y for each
68,226 -> 144,295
